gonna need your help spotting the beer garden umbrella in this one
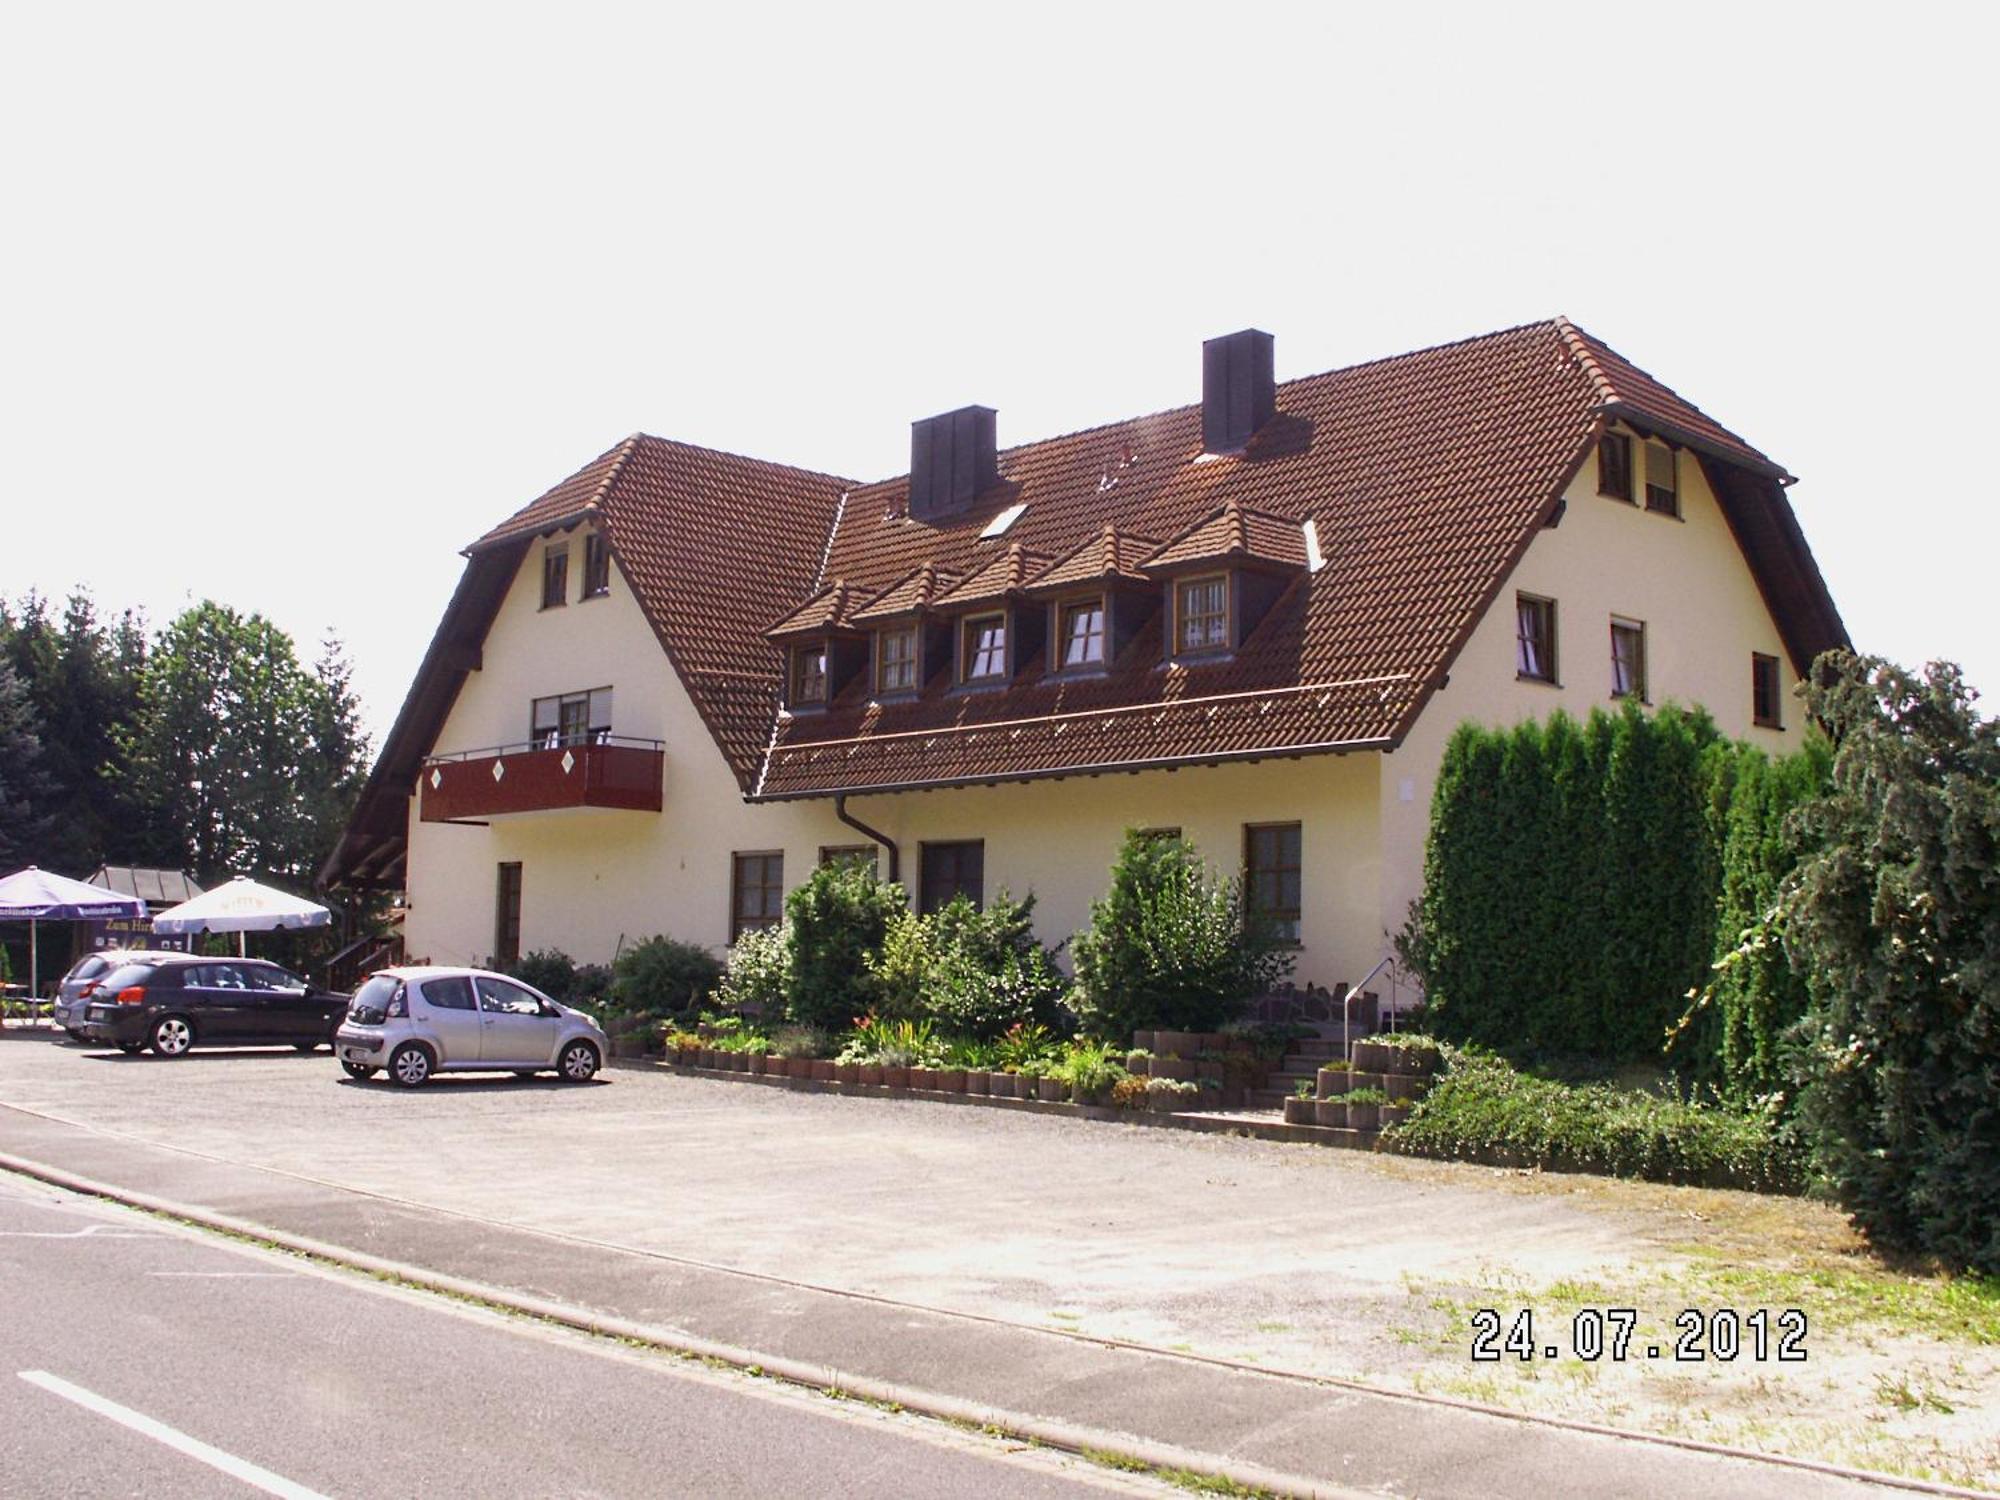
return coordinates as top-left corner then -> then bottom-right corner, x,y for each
0,866 -> 147,1004
151,876 -> 331,956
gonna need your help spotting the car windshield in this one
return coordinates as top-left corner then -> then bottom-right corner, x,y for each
347,975 -> 402,1025
94,964 -> 156,992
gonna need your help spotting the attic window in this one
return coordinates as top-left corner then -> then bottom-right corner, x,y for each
1175,575 -> 1230,655
876,627 -> 917,695
1644,443 -> 1679,516
1058,598 -> 1107,669
582,533 -> 611,598
792,644 -> 827,705
980,502 -> 1028,540
961,613 -> 1008,683
541,545 -> 568,609
1598,432 -> 1634,502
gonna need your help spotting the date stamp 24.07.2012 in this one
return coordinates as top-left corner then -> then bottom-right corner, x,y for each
1470,1308 -> 1807,1363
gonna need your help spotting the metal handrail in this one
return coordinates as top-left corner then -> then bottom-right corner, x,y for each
1345,954 -> 1398,1065
423,735 -> 665,765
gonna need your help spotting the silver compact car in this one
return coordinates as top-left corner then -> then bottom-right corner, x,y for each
333,967 -> 607,1088
53,950 -> 182,1040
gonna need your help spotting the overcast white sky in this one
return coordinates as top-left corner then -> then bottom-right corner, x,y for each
3,3 -> 1994,749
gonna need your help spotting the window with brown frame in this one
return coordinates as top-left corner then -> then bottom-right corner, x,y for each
961,613 -> 1008,683
731,852 -> 784,940
1516,594 -> 1557,683
920,840 -> 983,914
876,627 -> 916,694
530,687 -> 613,747
1176,574 -> 1229,654
1752,652 -> 1783,728
1598,431 -> 1634,502
540,546 -> 568,609
582,532 -> 611,598
1610,618 -> 1647,700
494,862 -> 523,966
792,644 -> 827,705
1244,823 -> 1302,945
1058,598 -> 1107,669
818,844 -> 877,872
1644,442 -> 1679,516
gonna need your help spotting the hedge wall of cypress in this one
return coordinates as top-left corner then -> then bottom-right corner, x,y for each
1417,702 -> 1828,1076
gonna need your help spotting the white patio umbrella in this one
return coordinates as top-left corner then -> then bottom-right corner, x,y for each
151,876 -> 331,956
0,867 -> 148,1004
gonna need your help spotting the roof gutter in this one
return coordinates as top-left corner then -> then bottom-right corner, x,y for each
833,795 -> 900,884
757,735 -> 1399,804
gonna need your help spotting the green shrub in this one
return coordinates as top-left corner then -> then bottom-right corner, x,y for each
1051,1039 -> 1127,1103
1388,1050 -> 1801,1193
611,934 -> 725,1020
783,861 -> 907,1031
507,948 -> 578,1002
713,922 -> 792,1017
1068,829 -> 1294,1041
770,1024 -> 828,1060
571,963 -> 613,1003
1784,654 -> 2000,1275
868,891 -> 1066,1039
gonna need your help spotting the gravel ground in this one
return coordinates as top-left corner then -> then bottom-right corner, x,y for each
4,1029 -> 1994,1490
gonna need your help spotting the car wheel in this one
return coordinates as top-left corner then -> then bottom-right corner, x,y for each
149,1015 -> 194,1057
388,1043 -> 432,1089
117,1042 -> 145,1056
64,1028 -> 89,1043
557,1039 -> 601,1084
340,1061 -> 377,1080
292,1041 -> 321,1053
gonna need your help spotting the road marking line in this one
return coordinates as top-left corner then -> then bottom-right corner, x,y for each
18,1371 -> 331,1500
0,1225 -> 159,1238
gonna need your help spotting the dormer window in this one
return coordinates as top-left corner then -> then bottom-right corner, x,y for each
1644,442 -> 1679,516
541,545 -> 568,609
582,533 -> 611,598
876,627 -> 917,695
1058,598 -> 1107,669
1175,575 -> 1230,655
791,644 -> 827,705
961,613 -> 1008,683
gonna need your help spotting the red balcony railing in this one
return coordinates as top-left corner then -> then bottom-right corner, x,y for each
419,737 -> 664,822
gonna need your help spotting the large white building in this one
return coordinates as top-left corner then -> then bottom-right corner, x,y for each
325,320 -> 1844,998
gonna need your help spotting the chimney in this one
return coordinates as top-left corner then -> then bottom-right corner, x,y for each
1202,329 -> 1275,454
908,405 -> 998,521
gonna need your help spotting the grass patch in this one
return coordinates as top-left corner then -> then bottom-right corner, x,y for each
1385,1050 -> 1803,1192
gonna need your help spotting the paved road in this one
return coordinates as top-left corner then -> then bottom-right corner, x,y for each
0,1173 -> 1166,1499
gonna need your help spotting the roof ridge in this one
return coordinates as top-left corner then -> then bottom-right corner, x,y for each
630,431 -> 859,489
844,319 -> 1568,494
1551,316 -> 1620,407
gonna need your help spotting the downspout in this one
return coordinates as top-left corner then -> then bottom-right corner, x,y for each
833,794 -> 899,884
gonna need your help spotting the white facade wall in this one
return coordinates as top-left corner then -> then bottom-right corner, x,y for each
405,440 -> 1809,999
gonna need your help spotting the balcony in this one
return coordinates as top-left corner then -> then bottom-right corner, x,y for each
419,736 -> 664,822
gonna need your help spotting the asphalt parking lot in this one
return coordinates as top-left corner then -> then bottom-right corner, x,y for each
0,1029 -> 1648,1382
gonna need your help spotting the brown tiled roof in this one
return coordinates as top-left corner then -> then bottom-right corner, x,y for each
848,562 -> 962,623
1141,499 -> 1308,574
323,439 -> 851,887
756,318 -> 1845,799
1023,524 -> 1160,596
327,318 -> 1848,885
765,580 -> 862,640
1555,319 -> 1786,478
930,544 -> 1053,609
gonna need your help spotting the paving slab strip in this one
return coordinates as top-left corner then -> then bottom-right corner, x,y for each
0,1104 -> 1987,1500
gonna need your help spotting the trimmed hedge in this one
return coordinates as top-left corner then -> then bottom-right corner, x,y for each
1417,702 -> 1830,1083
1387,1051 -> 1803,1193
